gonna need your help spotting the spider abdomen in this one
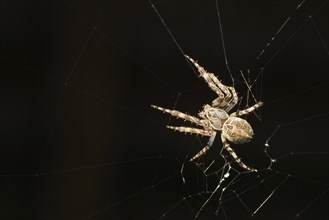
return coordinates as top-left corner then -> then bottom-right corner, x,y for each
222,117 -> 254,144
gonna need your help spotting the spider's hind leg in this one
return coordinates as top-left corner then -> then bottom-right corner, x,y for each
221,135 -> 257,172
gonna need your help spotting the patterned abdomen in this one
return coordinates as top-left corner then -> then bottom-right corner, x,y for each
222,117 -> 254,144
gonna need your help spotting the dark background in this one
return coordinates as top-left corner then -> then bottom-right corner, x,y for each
1,1 -> 328,220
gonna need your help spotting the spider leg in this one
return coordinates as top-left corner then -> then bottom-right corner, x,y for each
151,105 -> 205,127
185,55 -> 227,95
221,135 -> 257,172
190,132 -> 217,162
166,126 -> 212,136
211,97 -> 225,108
230,102 -> 263,117
224,86 -> 239,112
206,72 -> 231,99
185,55 -> 233,108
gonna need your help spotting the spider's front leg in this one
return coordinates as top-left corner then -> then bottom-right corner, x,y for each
151,104 -> 212,136
225,86 -> 239,112
185,55 -> 230,96
185,55 -> 236,110
167,126 -> 212,136
230,102 -> 263,117
221,135 -> 257,172
151,105 -> 205,127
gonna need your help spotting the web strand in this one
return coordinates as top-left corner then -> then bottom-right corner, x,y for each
250,1 -> 328,88
215,0 -> 234,86
149,0 -> 199,78
248,0 -> 307,69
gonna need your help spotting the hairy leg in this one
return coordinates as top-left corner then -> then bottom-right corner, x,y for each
230,102 -> 263,117
185,55 -> 228,95
225,87 -> 239,112
166,126 -> 212,136
151,105 -> 205,127
221,135 -> 257,172
190,132 -> 217,161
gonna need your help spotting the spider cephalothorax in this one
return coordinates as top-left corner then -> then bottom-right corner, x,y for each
152,55 -> 263,172
198,104 -> 229,130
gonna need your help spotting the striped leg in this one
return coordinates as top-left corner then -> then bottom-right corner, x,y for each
185,55 -> 227,96
185,55 -> 233,108
190,132 -> 217,161
206,72 -> 231,99
151,105 -> 205,127
221,135 -> 257,172
230,102 -> 263,117
166,126 -> 212,136
225,87 -> 239,112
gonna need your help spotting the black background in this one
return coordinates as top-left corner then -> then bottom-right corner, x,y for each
1,1 -> 328,220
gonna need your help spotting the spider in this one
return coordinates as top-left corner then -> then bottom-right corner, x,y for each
152,55 -> 263,172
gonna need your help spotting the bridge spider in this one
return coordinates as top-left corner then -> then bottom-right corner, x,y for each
152,55 -> 263,172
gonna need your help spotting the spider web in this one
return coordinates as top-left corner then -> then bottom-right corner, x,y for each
1,1 -> 328,220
